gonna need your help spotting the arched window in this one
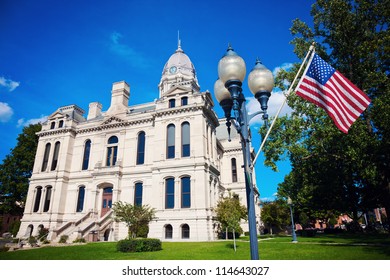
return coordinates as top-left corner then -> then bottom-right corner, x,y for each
51,141 -> 60,171
182,224 -> 190,239
181,176 -> 191,208
76,186 -> 85,212
33,186 -> 42,212
82,140 -> 91,170
167,124 -> 175,159
134,182 -> 143,206
58,120 -> 64,128
43,186 -> 52,212
231,158 -> 238,183
136,132 -> 145,165
169,98 -> 176,108
41,143 -> 51,172
165,178 -> 175,209
50,122 -> 55,129
106,136 -> 118,166
181,122 -> 190,157
181,96 -> 188,106
165,224 -> 173,239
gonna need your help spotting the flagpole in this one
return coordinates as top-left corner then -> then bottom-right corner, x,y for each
252,43 -> 316,167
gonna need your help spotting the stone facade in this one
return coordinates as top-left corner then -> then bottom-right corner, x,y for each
17,45 -> 261,242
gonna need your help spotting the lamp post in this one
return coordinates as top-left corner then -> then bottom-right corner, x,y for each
287,197 -> 298,243
214,45 -> 274,260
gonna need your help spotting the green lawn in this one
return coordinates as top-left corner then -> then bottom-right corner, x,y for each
1,233 -> 390,260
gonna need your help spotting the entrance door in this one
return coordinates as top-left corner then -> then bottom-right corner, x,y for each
101,187 -> 113,217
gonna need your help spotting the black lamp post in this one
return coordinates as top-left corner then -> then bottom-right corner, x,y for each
287,197 -> 298,243
214,45 -> 274,260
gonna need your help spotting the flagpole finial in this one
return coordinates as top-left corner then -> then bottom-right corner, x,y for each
309,41 -> 316,51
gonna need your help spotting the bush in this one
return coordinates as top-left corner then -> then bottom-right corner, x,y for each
296,229 -> 317,237
73,238 -> 86,243
59,235 -> 69,243
117,238 -> 162,253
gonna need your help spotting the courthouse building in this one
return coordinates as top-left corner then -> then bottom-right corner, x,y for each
17,43 -> 261,242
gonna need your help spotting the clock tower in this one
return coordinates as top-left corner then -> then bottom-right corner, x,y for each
158,41 -> 200,98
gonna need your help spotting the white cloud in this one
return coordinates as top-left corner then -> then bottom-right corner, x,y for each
17,115 -> 48,127
109,32 -> 148,68
0,76 -> 20,92
0,102 -> 14,122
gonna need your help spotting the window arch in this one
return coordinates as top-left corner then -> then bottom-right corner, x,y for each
165,224 -> 173,239
136,131 -> 145,165
182,224 -> 190,239
181,96 -> 188,106
41,143 -> 51,172
82,140 -> 91,170
134,182 -> 143,206
43,186 -> 52,212
33,186 -> 42,212
51,141 -> 60,171
165,177 -> 175,209
106,136 -> 118,166
181,122 -> 190,157
167,124 -> 175,159
76,186 -> 85,212
231,158 -> 238,183
181,176 -> 191,208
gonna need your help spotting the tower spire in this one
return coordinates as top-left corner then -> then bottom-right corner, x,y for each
177,30 -> 182,52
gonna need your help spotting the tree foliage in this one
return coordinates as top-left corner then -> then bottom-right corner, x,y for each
112,201 -> 156,238
261,0 -> 390,227
214,192 -> 247,236
260,200 -> 290,234
0,123 -> 41,215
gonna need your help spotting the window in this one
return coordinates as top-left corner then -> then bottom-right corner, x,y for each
50,122 -> 55,129
181,122 -> 190,157
169,99 -> 176,108
82,140 -> 91,170
33,186 -> 42,212
181,177 -> 191,208
76,186 -> 85,212
165,224 -> 173,239
231,158 -> 238,183
181,96 -> 188,106
134,182 -> 143,206
165,178 -> 175,209
182,224 -> 190,239
51,141 -> 60,171
106,136 -> 118,166
167,124 -> 175,159
41,143 -> 51,172
58,120 -> 64,128
136,132 -> 145,165
43,186 -> 52,212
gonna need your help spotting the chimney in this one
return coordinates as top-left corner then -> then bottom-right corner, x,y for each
107,81 -> 130,114
87,102 -> 103,120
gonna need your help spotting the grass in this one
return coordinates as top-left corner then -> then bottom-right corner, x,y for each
1,233 -> 390,260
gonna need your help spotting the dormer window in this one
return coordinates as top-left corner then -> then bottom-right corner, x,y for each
169,99 -> 176,108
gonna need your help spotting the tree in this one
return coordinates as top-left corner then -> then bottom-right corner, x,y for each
260,200 -> 290,234
261,0 -> 389,229
112,201 -> 156,238
214,192 -> 247,238
0,123 -> 41,215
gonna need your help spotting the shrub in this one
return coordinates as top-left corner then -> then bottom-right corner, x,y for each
117,238 -> 162,253
28,236 -> 37,246
73,238 -> 86,243
59,235 -> 69,243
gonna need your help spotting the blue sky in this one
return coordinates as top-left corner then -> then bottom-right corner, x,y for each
0,0 -> 314,200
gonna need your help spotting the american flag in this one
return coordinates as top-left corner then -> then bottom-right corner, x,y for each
296,53 -> 371,133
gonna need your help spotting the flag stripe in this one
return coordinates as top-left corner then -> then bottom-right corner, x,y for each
296,53 -> 371,133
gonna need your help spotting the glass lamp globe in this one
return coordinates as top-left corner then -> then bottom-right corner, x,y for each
217,45 -> 246,85
248,58 -> 274,95
214,79 -> 231,103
